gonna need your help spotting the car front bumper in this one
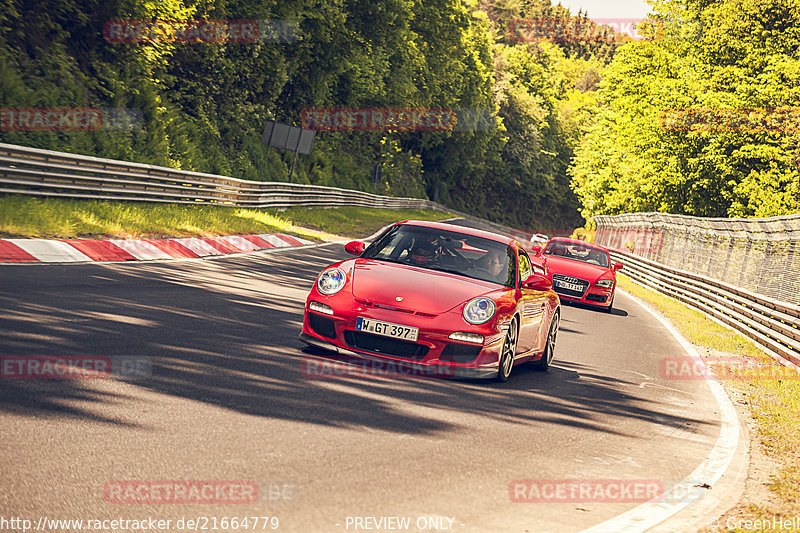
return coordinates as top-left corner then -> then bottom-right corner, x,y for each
298,332 -> 500,379
556,287 -> 614,308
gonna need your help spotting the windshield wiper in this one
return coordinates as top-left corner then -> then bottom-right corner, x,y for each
429,266 -> 466,276
364,257 -> 406,265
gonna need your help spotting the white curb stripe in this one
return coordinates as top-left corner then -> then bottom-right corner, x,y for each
579,290 -> 740,533
171,238 -> 224,256
7,239 -> 93,262
258,234 -> 293,247
110,239 -> 174,260
1,234 -> 315,263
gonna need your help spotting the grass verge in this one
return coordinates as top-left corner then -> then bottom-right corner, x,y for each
0,196 -> 454,241
617,274 -> 800,531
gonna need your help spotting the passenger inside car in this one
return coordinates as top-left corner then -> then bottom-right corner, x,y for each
586,250 -> 603,265
550,243 -> 569,257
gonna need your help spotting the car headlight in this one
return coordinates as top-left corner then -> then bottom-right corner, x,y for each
317,268 -> 347,295
532,264 -> 546,276
463,297 -> 497,325
595,279 -> 614,288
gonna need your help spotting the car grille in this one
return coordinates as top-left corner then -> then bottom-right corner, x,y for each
308,313 -> 336,339
552,274 -> 590,298
585,293 -> 608,303
440,343 -> 482,363
343,330 -> 430,360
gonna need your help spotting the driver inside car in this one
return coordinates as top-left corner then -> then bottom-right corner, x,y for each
471,248 -> 508,282
407,240 -> 441,267
484,248 -> 506,279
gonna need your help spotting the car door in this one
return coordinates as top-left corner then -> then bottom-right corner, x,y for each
516,249 -> 546,354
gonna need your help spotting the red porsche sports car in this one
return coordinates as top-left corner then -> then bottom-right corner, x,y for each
539,237 -> 623,312
300,220 -> 561,381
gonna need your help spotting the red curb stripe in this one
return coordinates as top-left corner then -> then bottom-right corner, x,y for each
0,240 -> 40,262
241,235 -> 276,249
275,234 -> 305,247
201,237 -> 241,254
144,239 -> 199,259
220,236 -> 261,252
65,239 -> 137,262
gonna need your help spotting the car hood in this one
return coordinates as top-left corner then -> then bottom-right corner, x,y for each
351,259 -> 499,314
544,256 -> 611,282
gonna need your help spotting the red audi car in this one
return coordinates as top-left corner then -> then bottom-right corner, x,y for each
300,220 -> 561,381
539,237 -> 622,312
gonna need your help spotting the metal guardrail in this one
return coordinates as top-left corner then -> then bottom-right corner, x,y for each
611,249 -> 800,368
0,142 -> 536,244
0,142 -> 433,209
8,143 -> 796,366
595,212 -> 800,306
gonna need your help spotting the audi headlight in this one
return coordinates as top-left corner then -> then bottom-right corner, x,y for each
595,279 -> 614,288
463,297 -> 497,325
317,268 -> 347,295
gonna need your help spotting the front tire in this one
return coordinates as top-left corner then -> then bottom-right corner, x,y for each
533,311 -> 559,372
603,295 -> 614,313
497,317 -> 519,382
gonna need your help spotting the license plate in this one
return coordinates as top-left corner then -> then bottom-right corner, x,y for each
555,280 -> 584,292
356,317 -> 419,342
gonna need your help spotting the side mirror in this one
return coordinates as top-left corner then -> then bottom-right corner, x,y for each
344,241 -> 366,256
522,273 -> 552,291
531,245 -> 541,255
613,262 -> 623,270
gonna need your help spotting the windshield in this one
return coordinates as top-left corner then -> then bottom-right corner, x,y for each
362,225 -> 517,287
544,241 -> 609,268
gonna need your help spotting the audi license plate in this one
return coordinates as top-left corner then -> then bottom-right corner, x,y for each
356,317 -> 419,342
555,280 -> 584,292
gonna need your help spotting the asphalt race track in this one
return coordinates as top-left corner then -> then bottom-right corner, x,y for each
0,240 -> 739,533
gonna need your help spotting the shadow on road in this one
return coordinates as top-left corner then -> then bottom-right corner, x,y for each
560,299 -> 629,317
0,243 -> 709,438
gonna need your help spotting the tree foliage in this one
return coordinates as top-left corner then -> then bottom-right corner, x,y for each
0,0 -> 626,230
570,0 -> 800,219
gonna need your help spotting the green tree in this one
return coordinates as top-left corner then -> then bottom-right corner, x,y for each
570,0 -> 800,219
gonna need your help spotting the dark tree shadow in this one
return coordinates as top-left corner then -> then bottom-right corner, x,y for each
0,243 -> 710,439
